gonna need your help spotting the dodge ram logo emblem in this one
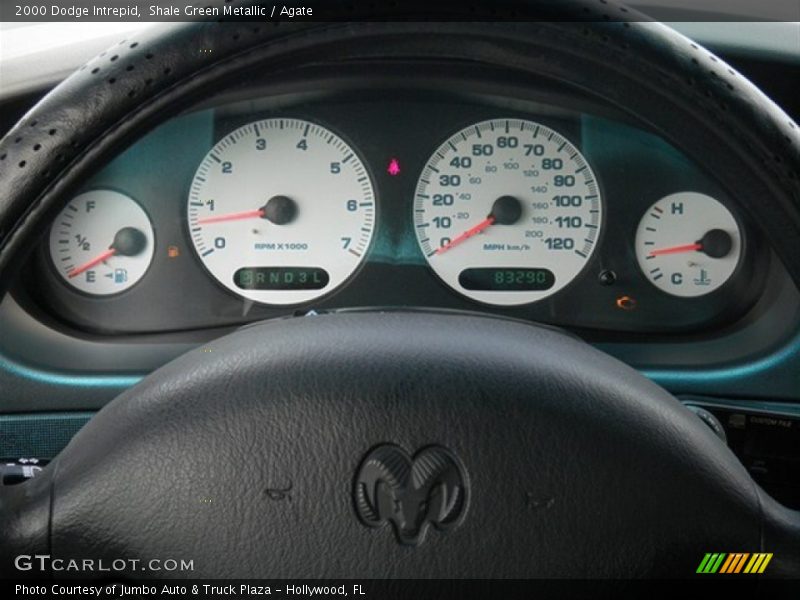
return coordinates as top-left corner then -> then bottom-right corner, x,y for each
353,444 -> 468,545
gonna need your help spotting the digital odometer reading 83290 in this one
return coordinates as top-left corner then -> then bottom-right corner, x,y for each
414,118 -> 602,305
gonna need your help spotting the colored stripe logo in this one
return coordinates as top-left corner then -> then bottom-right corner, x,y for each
697,553 -> 773,574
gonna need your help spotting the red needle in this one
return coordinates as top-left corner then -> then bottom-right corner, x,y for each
649,242 -> 702,257
197,208 -> 265,225
435,216 -> 496,255
68,248 -> 116,278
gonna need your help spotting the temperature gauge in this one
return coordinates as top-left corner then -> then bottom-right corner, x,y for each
48,190 -> 154,296
634,192 -> 741,297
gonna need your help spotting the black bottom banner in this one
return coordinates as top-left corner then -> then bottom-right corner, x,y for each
3,579 -> 800,600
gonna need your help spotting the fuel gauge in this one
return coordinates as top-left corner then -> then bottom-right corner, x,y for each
48,190 -> 154,296
634,192 -> 741,297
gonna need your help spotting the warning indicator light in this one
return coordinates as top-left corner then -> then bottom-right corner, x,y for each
616,295 -> 637,311
387,158 -> 401,177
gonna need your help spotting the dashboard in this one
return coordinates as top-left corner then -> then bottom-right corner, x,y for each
13,64 -> 776,337
3,13 -> 800,579
0,18 -> 798,512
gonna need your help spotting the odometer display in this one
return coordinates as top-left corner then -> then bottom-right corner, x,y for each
459,268 -> 555,291
414,118 -> 602,305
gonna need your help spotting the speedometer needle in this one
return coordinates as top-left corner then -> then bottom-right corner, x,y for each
435,217 -> 495,255
434,195 -> 522,255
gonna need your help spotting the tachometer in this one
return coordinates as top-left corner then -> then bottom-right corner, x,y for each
187,118 -> 375,305
414,118 -> 602,305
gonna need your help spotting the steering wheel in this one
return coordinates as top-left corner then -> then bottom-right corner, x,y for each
2,0 -> 800,580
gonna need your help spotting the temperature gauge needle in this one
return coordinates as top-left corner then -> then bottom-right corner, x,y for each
434,195 -> 522,255
68,248 -> 116,278
648,242 -> 702,257
648,229 -> 733,259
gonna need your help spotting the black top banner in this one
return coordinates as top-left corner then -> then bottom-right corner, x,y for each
1,0 -> 799,23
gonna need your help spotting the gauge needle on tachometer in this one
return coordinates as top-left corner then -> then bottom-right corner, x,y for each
197,208 -> 265,225
434,195 -> 522,255
196,195 -> 297,226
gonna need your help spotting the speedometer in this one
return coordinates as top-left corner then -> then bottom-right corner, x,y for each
187,118 -> 375,305
414,118 -> 602,305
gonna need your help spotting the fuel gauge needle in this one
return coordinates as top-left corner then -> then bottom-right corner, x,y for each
68,248 -> 116,278
67,226 -> 148,278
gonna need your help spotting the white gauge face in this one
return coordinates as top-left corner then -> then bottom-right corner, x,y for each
635,192 -> 741,297
48,190 -> 154,295
187,118 -> 375,305
414,118 -> 602,305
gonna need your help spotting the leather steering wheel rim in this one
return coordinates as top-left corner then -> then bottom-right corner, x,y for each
0,2 -> 798,287
1,0 -> 800,580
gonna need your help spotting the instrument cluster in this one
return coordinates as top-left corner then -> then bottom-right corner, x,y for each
20,77 -> 766,337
